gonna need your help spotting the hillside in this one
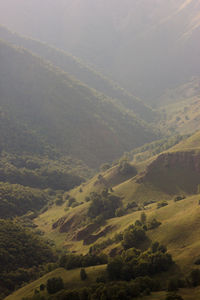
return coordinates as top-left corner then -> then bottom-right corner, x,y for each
8,195 -> 200,300
0,25 -> 155,122
0,219 -> 56,298
157,78 -> 200,134
0,39 -> 157,168
0,0 -> 199,100
1,2 -> 200,299
2,132 -> 200,299
33,131 -> 200,255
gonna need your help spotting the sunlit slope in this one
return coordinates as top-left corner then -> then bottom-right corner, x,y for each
4,265 -> 106,300
35,191 -> 200,273
170,130 -> 200,151
0,39 -> 157,167
0,25 -> 156,122
105,194 -> 200,272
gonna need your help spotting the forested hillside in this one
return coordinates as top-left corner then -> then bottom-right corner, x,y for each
0,219 -> 56,298
0,39 -> 157,168
0,25 -> 155,122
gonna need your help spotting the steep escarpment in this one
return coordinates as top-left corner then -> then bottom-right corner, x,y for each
138,151 -> 200,194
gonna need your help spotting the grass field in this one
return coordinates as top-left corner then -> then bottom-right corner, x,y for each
5,265 -> 106,300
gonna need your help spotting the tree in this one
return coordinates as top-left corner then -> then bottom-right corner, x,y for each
122,226 -> 146,250
80,268 -> 87,281
190,269 -> 200,286
46,277 -> 64,294
39,284 -> 45,291
107,256 -> 123,280
140,212 -> 147,224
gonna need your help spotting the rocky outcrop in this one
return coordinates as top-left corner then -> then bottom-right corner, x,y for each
83,225 -> 114,245
52,206 -> 88,234
52,215 -> 67,230
74,223 -> 99,241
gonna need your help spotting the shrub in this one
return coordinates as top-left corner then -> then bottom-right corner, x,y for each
55,198 -> 63,206
39,284 -> 45,291
157,201 -> 168,209
174,195 -> 185,202
190,269 -> 200,286
71,201 -> 80,208
140,212 -> 147,224
80,268 -> 87,281
194,258 -> 200,265
126,201 -> 138,210
147,218 -> 161,230
143,200 -> 155,206
68,197 -> 76,206
85,196 -> 90,202
115,207 -> 125,217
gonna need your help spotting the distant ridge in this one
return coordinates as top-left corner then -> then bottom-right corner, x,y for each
0,25 -> 155,122
0,39 -> 157,167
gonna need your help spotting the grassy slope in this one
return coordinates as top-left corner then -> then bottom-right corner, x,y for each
103,194 -> 200,273
35,193 -> 200,272
158,78 -> 200,135
34,131 -> 200,254
170,130 -> 200,152
9,132 -> 200,299
8,195 -> 200,299
4,265 -> 106,300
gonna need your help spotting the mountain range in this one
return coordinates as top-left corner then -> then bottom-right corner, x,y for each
0,2 -> 200,299
0,0 -> 199,100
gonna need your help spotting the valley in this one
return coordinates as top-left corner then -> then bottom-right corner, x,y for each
0,2 -> 200,299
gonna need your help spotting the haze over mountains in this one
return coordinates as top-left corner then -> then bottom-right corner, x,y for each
0,38 -> 157,167
1,1 -> 200,299
0,0 -> 199,100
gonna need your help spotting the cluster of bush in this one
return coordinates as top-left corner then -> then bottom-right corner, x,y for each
59,253 -> 107,270
107,242 -> 173,281
0,182 -> 49,218
0,153 -> 86,191
87,190 -> 121,220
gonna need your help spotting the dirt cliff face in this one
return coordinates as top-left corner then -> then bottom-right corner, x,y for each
138,151 -> 200,195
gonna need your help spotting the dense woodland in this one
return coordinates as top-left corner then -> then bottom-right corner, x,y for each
0,220 -> 56,298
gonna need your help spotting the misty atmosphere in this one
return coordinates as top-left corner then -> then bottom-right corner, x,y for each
0,1 -> 200,300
